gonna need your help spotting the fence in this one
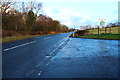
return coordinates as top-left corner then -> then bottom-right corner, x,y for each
88,26 -> 120,34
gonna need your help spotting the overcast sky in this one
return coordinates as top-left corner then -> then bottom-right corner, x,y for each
19,0 -> 118,29
39,0 -> 118,29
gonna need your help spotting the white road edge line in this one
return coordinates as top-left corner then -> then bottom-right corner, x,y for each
49,34 -> 71,61
50,35 -> 70,55
49,40 -> 65,55
4,41 -> 37,52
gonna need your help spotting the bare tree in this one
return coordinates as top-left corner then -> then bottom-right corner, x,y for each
18,1 -> 42,15
0,0 -> 16,15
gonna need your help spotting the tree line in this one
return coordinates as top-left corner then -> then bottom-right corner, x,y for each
1,0 -> 69,36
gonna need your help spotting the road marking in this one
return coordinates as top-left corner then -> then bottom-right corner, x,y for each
38,71 -> 42,76
50,57 -> 56,61
50,49 -> 56,55
50,36 -> 70,55
9,45 -> 19,50
4,48 -> 10,51
4,41 -> 37,52
46,56 -> 51,58
49,39 -> 66,55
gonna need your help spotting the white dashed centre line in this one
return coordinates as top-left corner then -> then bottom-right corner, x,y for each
4,41 -> 37,52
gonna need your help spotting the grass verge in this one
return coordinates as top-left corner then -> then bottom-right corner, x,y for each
1,34 -> 47,44
77,34 -> 120,40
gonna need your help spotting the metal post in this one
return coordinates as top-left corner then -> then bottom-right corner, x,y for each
105,27 -> 106,34
98,26 -> 99,34
110,27 -> 111,34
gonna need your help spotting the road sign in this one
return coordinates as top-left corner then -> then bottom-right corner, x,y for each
99,19 -> 106,26
100,20 -> 105,26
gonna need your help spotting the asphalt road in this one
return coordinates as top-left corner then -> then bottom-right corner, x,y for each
40,38 -> 119,78
2,32 -> 119,78
2,32 -> 72,78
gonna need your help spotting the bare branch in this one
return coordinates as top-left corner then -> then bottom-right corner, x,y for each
1,0 -> 16,15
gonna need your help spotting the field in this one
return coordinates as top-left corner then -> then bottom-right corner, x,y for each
88,26 -> 119,34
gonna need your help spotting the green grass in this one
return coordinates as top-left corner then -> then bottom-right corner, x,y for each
1,34 -> 46,43
77,34 -> 120,40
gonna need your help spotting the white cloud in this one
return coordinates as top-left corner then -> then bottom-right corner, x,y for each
42,7 -> 96,28
41,0 -> 118,29
42,7 -> 97,28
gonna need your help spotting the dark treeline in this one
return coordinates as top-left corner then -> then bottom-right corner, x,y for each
1,0 -> 69,37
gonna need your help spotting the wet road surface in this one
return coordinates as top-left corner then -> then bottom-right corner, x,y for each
2,32 -> 71,78
2,33 -> 119,78
39,38 -> 119,78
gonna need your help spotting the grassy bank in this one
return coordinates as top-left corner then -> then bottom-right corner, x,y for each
77,34 -> 120,40
1,34 -> 47,44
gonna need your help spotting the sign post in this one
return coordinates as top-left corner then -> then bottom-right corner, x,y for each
98,19 -> 106,34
